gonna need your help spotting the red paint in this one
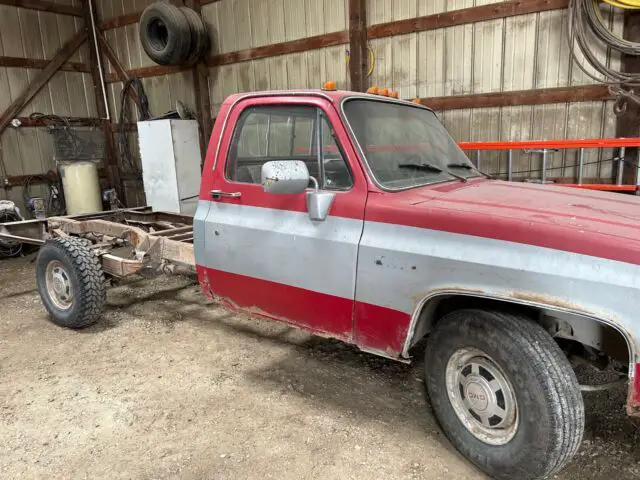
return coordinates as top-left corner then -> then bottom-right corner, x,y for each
200,94 -> 371,220
365,179 -> 640,266
632,363 -> 640,404
202,267 -> 353,342
200,266 -> 411,358
354,302 -> 412,355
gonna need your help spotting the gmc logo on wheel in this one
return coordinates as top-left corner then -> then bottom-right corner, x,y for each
468,392 -> 486,402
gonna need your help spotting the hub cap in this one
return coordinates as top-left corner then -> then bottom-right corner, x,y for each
45,260 -> 74,310
445,347 -> 518,445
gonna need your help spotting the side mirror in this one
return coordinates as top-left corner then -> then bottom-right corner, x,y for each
260,159 -> 335,221
261,160 -> 309,194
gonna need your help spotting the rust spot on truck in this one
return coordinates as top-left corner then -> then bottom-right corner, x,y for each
509,291 -> 583,311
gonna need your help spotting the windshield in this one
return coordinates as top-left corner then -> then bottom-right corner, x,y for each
343,99 -> 479,189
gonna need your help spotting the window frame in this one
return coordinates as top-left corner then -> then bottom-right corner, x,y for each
225,104 -> 354,191
339,96 -> 477,192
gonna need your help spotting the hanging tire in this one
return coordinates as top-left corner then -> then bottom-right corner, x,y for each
180,7 -> 210,65
139,3 -> 192,66
424,309 -> 584,480
36,237 -> 106,329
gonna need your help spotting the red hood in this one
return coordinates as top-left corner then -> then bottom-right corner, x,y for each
367,179 -> 640,265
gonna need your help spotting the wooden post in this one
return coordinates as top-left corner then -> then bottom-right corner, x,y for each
0,31 -> 86,136
617,11 -> 640,186
348,0 -> 368,92
97,33 -> 140,107
82,0 -> 123,202
185,0 -> 213,161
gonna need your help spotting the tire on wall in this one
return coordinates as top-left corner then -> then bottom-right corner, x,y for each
180,7 -> 210,65
139,3 -> 192,66
424,309 -> 584,480
36,237 -> 106,329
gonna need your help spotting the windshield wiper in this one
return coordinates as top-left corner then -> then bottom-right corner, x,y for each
447,162 -> 492,179
400,162 -> 467,183
399,162 -> 443,173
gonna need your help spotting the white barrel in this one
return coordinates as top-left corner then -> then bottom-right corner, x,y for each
59,161 -> 103,215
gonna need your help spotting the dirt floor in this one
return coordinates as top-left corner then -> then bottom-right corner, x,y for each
1,256 -> 639,480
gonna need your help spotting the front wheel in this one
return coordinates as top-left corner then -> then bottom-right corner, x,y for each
425,309 -> 584,480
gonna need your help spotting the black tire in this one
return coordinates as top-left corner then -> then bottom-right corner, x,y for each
139,3 -> 192,66
424,309 -> 584,480
180,7 -> 210,65
36,237 -> 106,329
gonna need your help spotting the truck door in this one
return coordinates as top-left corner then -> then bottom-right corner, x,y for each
198,96 -> 367,340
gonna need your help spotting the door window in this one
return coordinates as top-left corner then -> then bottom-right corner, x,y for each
226,105 -> 353,190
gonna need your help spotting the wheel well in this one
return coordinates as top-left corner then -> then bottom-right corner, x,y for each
409,294 -> 630,367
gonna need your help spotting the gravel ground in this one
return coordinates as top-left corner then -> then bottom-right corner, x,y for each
1,255 -> 639,479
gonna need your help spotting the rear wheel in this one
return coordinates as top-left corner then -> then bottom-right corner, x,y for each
425,309 -> 584,480
36,237 -> 106,329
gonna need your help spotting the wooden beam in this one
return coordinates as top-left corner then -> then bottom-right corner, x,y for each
0,0 -> 82,16
100,12 -> 141,30
203,1 -> 569,69
104,64 -> 193,83
0,56 -> 90,73
207,31 -> 349,67
1,171 -> 59,188
417,85 -> 611,111
184,0 -> 213,162
97,34 -> 140,106
82,0 -> 123,202
0,30 -> 87,137
348,0 -> 368,92
368,0 -> 569,39
12,116 -> 102,127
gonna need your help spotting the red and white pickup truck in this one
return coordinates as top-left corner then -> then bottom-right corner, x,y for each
8,89 -> 640,480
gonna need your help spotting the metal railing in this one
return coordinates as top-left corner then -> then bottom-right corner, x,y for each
458,138 -> 640,191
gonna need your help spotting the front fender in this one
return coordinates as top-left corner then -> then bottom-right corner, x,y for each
354,221 -> 640,414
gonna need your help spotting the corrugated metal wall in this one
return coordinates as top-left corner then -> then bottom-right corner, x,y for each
0,0 -> 625,215
203,0 -> 348,114
0,1 -> 96,213
204,0 -> 623,182
97,0 -> 198,206
365,0 -> 622,180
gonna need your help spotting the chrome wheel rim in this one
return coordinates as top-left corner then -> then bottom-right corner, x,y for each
45,260 -> 74,310
445,347 -> 518,445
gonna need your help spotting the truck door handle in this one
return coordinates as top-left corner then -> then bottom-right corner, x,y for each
210,189 -> 241,200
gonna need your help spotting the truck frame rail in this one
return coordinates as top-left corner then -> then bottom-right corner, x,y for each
0,207 -> 195,277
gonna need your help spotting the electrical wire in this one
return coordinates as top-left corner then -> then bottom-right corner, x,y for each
21,172 -> 65,217
118,78 -> 151,176
567,0 -> 640,112
29,112 -> 84,159
345,46 -> 376,78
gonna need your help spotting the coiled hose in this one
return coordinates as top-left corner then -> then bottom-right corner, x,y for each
602,0 -> 640,9
568,0 -> 640,112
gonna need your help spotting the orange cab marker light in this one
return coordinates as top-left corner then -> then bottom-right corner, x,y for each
390,91 -> 399,99
367,86 -> 379,94
411,98 -> 422,104
323,80 -> 336,91
380,87 -> 390,97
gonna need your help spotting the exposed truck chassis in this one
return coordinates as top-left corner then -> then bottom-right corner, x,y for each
0,207 -> 196,278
